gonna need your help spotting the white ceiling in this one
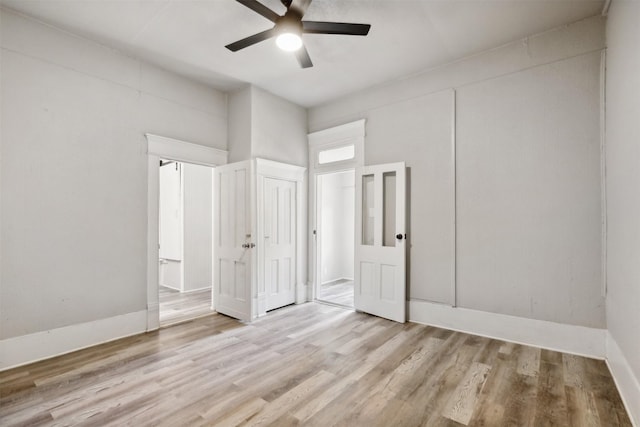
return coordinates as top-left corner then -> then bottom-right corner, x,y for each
1,0 -> 604,107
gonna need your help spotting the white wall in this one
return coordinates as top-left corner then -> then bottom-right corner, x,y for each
251,86 -> 308,167
365,90 -> 455,304
183,163 -> 213,291
319,170 -> 354,283
309,15 -> 606,329
227,85 -> 308,166
227,86 -> 252,164
0,8 -> 227,341
605,0 -> 640,418
456,51 -> 603,328
159,260 -> 181,290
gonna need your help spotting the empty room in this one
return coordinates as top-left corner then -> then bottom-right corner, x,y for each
0,0 -> 638,425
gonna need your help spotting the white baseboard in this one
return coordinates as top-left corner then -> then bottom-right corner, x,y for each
257,293 -> 267,317
320,277 -> 354,286
147,302 -> 160,331
297,282 -> 308,304
0,310 -> 148,371
408,299 -> 606,359
606,332 -> 640,426
181,286 -> 212,294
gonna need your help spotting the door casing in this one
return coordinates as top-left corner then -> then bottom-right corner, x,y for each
146,134 -> 228,331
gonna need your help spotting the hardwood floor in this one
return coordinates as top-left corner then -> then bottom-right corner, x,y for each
159,286 -> 214,327
317,279 -> 354,308
0,303 -> 631,426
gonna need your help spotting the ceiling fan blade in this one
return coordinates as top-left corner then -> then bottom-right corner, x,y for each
295,45 -> 313,68
235,0 -> 280,23
302,21 -> 370,36
225,28 -> 277,52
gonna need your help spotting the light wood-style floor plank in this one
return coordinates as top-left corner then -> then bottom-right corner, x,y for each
317,279 -> 354,308
0,303 -> 632,427
159,286 -> 213,327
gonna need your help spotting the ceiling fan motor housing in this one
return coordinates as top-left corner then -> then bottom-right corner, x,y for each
276,11 -> 303,36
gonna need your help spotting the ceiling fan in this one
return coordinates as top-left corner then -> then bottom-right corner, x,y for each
225,0 -> 371,68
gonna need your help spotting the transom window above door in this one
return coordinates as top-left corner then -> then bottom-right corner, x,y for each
308,119 -> 365,171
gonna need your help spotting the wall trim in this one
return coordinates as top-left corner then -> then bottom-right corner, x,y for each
600,49 -> 608,298
451,88 -> 458,307
0,310 -> 147,371
147,302 -> 159,331
408,299 -> 606,359
256,158 -> 306,181
297,282 -> 308,303
180,286 -> 213,294
606,332 -> 640,426
308,119 -> 366,146
146,134 -> 228,166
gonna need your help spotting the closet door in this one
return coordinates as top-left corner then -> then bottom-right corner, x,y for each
354,162 -> 406,323
213,160 -> 254,321
263,177 -> 297,311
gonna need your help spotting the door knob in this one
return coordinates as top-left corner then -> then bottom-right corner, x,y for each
396,233 -> 404,240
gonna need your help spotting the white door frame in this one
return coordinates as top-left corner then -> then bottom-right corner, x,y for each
146,134 -> 228,331
308,120 -> 365,302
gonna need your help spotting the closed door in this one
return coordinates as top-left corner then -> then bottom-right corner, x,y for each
213,160 -> 253,321
354,162 -> 406,323
263,177 -> 296,311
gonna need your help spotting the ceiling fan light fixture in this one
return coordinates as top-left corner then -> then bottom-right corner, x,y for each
276,32 -> 302,51
226,0 -> 371,68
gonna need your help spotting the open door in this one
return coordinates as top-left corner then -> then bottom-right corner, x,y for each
213,160 -> 254,321
354,162 -> 406,322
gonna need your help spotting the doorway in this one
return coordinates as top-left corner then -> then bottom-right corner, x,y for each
316,170 -> 355,308
158,159 -> 214,326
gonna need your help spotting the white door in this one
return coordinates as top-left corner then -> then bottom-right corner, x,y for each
213,160 -> 254,321
263,177 -> 297,311
354,162 -> 406,323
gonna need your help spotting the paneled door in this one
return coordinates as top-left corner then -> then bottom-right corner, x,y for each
354,162 -> 406,322
263,177 -> 297,311
213,160 -> 254,321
